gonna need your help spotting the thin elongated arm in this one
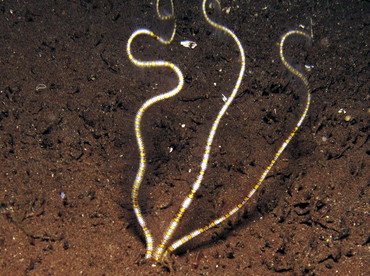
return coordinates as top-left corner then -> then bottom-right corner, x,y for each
126,0 -> 182,259
153,0 -> 246,261
165,29 -> 313,256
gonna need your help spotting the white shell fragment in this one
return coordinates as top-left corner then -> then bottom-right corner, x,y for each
338,108 -> 347,114
305,64 -> 314,71
35,83 -> 47,91
180,40 -> 197,49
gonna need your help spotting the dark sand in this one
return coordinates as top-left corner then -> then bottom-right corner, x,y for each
0,0 -> 368,275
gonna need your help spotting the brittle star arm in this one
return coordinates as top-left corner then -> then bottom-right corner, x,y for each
165,29 -> 313,256
126,0 -> 182,258
153,0 -> 246,261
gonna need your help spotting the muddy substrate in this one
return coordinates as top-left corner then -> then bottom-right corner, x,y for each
0,0 -> 368,275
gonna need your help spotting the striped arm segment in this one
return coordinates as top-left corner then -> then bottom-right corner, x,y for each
165,29 -> 313,256
153,0 -> 246,261
126,0 -> 182,259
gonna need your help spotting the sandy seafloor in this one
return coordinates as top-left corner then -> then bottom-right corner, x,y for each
0,0 -> 368,275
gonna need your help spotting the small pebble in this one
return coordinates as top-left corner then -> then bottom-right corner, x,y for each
344,115 -> 352,122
